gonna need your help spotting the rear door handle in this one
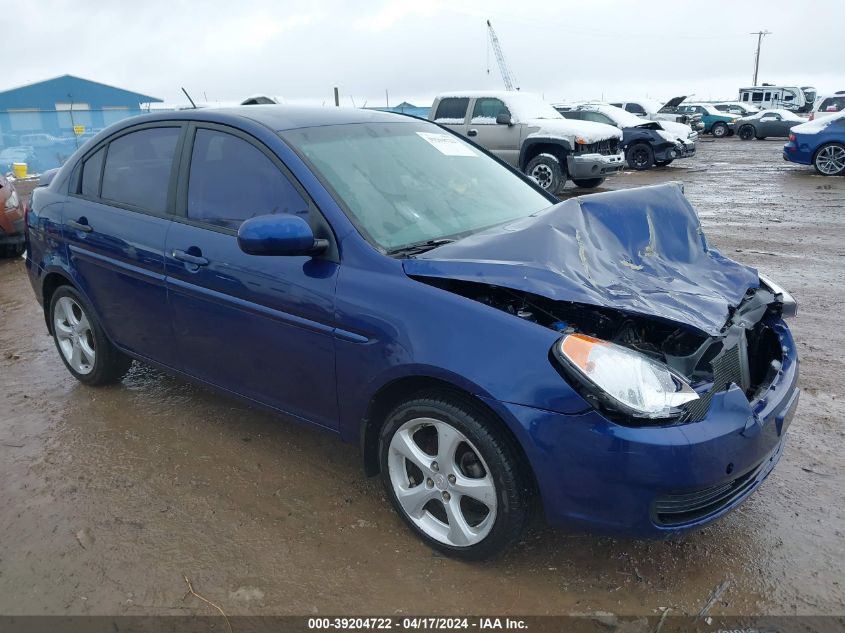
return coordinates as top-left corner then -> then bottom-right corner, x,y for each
172,249 -> 209,266
67,219 -> 93,232
467,129 -> 478,137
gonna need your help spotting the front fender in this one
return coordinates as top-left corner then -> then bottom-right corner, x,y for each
519,136 -> 573,170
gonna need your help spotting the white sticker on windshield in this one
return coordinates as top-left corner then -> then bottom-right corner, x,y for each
416,132 -> 478,157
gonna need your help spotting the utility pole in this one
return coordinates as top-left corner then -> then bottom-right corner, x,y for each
750,30 -> 771,86
333,87 -> 339,107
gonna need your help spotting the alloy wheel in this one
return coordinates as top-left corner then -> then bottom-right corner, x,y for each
53,296 -> 96,375
530,164 -> 553,189
815,145 -> 845,175
387,417 -> 497,547
632,148 -> 650,168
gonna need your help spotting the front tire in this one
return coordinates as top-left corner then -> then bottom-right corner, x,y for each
571,177 -> 605,188
626,143 -> 654,170
814,143 -> 845,176
524,153 -> 564,193
49,285 -> 132,385
711,122 -> 729,138
738,125 -> 755,140
379,393 -> 531,560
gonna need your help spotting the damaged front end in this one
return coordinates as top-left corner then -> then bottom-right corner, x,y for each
404,183 -> 798,427
411,275 -> 796,425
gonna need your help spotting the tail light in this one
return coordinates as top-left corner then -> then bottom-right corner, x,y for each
788,133 -> 796,142
809,112 -> 815,121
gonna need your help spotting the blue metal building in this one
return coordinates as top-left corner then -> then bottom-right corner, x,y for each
0,75 -> 162,173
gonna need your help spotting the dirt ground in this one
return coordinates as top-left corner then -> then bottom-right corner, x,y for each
0,137 -> 843,618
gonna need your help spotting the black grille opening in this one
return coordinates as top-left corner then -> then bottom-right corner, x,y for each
653,457 -> 768,527
575,138 -> 620,156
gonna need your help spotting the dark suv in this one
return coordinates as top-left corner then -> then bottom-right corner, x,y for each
556,104 -> 696,170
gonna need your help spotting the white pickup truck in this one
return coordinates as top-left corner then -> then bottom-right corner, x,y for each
429,91 -> 624,193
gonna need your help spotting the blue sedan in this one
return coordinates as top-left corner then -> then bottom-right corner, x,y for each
26,107 -> 799,559
783,111 -> 845,175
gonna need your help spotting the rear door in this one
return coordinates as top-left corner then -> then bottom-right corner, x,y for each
62,123 -> 183,365
164,123 -> 340,429
467,97 -> 521,166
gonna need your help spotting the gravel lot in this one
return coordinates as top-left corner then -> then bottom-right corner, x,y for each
0,137 -> 843,618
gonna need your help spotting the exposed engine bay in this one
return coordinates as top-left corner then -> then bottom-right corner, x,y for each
417,276 -> 790,421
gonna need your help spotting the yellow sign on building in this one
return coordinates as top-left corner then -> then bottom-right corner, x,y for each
73,125 -> 85,136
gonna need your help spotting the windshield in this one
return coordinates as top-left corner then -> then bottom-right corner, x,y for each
281,121 -> 553,252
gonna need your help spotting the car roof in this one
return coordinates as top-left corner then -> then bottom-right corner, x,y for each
435,91 -> 533,100
110,105 -> 411,132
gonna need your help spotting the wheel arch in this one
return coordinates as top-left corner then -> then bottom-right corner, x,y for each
41,269 -> 76,334
359,375 -> 538,498
518,138 -> 571,171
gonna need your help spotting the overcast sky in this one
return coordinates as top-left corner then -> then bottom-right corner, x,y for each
10,0 -> 844,108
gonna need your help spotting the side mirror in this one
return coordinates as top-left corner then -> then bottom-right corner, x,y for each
495,112 -> 513,126
237,214 -> 328,257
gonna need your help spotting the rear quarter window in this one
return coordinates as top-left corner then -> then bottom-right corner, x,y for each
433,98 -> 469,124
80,147 -> 104,197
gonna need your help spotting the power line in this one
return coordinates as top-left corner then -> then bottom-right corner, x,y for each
750,30 -> 772,86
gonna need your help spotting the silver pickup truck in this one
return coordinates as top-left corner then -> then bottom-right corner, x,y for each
429,91 -> 624,193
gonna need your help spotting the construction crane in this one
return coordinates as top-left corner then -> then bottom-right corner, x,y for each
486,20 -> 518,91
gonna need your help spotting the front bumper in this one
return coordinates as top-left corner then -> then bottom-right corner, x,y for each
567,151 -> 625,179
488,316 -> 799,537
655,141 -> 696,162
0,217 -> 25,245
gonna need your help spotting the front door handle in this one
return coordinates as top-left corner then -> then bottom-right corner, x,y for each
467,128 -> 478,137
172,249 -> 209,266
67,218 -> 93,233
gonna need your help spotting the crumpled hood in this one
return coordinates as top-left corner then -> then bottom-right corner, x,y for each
525,117 -> 623,143
403,183 -> 760,336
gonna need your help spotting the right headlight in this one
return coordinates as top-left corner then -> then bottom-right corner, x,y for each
554,334 -> 699,420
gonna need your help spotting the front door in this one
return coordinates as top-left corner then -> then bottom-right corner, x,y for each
467,98 -> 521,167
165,125 -> 339,429
62,124 -> 182,365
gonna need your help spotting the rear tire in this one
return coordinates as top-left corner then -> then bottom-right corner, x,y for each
711,122 -> 729,138
49,285 -> 132,385
524,153 -> 564,193
813,143 -> 845,176
626,143 -> 654,170
738,125 -> 755,140
379,392 -> 531,560
571,178 -> 605,188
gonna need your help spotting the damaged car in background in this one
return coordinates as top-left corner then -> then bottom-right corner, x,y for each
555,103 -> 696,170
430,91 -> 624,193
26,107 -> 799,560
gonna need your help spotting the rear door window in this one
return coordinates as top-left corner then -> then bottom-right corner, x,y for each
101,127 -> 180,213
186,128 -> 309,231
80,147 -> 105,198
433,98 -> 470,124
